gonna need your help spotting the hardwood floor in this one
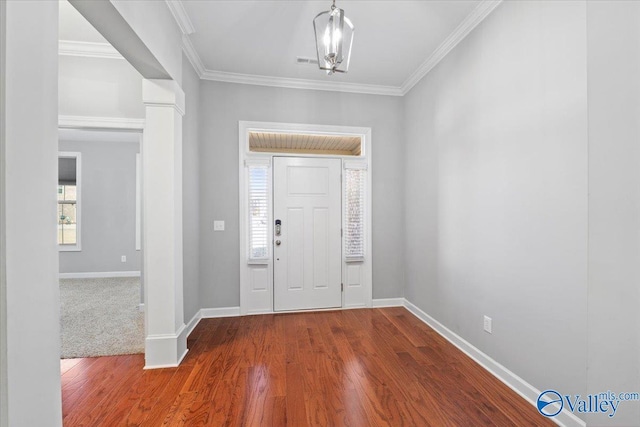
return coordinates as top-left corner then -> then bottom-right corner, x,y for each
61,307 -> 553,426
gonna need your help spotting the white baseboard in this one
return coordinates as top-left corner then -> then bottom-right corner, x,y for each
184,310 -> 202,339
200,306 -> 241,318
143,351 -> 187,370
144,323 -> 188,369
245,309 -> 275,315
372,297 -> 405,308
402,299 -> 585,427
59,271 -> 141,279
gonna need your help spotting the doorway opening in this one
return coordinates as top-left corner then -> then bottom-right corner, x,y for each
57,128 -> 143,359
239,122 -> 372,315
58,0 -> 149,361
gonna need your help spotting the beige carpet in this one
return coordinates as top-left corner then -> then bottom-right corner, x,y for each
60,277 -> 144,359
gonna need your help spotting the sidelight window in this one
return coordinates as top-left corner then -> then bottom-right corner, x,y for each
248,164 -> 269,261
344,167 -> 365,260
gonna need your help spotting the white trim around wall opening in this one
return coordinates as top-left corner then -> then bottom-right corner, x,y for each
238,121 -> 373,316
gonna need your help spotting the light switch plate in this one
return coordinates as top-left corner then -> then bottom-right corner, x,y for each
214,220 -> 225,231
483,315 -> 492,334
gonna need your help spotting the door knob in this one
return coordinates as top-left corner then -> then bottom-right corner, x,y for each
275,240 -> 281,246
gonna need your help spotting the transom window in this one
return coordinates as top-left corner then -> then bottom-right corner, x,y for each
249,132 -> 362,156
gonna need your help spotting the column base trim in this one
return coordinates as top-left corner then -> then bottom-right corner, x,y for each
144,323 -> 188,369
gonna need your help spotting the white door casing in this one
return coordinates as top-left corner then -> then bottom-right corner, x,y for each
273,157 -> 342,311
239,121 -> 372,315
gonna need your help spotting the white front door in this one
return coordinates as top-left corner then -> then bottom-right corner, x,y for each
273,157 -> 342,311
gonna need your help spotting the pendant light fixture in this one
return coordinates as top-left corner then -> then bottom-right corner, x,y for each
313,0 -> 354,75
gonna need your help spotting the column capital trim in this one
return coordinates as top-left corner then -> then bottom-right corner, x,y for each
142,79 -> 185,116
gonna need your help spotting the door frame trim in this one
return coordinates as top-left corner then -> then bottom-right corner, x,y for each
238,121 -> 373,315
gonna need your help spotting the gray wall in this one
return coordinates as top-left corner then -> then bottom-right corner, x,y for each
0,1 -> 8,424
403,0 -> 589,415
181,53 -> 201,322
199,81 -> 405,308
59,55 -> 144,118
59,138 -> 141,274
404,1 -> 640,425
586,2 -> 640,425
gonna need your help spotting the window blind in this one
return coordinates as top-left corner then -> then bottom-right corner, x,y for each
345,168 -> 365,259
248,166 -> 269,260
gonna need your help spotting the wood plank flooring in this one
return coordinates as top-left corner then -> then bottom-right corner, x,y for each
61,307 -> 553,426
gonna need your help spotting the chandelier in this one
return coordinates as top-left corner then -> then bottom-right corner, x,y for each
313,0 -> 355,75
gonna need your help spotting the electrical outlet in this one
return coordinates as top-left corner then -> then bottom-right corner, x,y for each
214,220 -> 225,231
121,255 -> 126,263
483,315 -> 492,334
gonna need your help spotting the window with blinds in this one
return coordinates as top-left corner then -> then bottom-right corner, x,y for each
58,153 -> 81,251
248,166 -> 269,260
58,184 -> 77,245
345,168 -> 365,260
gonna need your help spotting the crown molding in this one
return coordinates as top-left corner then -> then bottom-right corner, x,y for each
400,0 -> 503,95
201,69 -> 404,97
59,115 -> 145,130
59,40 -> 123,60
62,0 -> 500,97
165,0 -> 195,35
177,20 -> 402,97
190,0 -> 500,97
182,35 -> 205,76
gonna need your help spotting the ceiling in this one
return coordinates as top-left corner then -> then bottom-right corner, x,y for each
59,0 -> 501,95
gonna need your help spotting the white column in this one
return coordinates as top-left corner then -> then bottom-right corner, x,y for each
142,79 -> 187,368
2,1 -> 62,425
